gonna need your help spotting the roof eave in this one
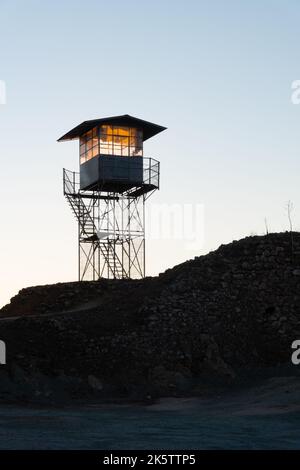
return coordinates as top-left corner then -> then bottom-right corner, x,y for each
57,115 -> 167,142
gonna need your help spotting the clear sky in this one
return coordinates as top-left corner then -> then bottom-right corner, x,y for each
1,0 -> 300,307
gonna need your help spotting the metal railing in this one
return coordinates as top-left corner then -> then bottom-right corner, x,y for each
63,156 -> 160,195
144,157 -> 160,188
63,168 -> 80,195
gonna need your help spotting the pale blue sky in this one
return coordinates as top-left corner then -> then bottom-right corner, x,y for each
1,0 -> 300,307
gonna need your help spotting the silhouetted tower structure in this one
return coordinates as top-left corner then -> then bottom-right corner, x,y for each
58,115 -> 166,280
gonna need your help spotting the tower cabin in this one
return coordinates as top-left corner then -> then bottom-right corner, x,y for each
58,114 -> 166,196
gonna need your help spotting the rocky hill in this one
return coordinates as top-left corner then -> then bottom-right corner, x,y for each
0,232 -> 300,404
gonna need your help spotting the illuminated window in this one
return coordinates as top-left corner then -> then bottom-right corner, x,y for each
80,126 -> 99,164
80,125 -> 143,164
100,126 -> 143,157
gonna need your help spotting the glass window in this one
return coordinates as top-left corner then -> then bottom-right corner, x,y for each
86,149 -> 93,161
102,125 -> 113,134
99,125 -> 143,157
86,130 -> 93,140
86,139 -> 93,150
113,126 -> 129,136
80,125 -> 144,162
80,152 -> 86,164
92,137 -> 98,149
113,142 -> 122,155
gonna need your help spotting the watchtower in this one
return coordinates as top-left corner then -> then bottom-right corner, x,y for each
58,114 -> 166,280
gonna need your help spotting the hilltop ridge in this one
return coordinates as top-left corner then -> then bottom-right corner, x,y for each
0,231 -> 300,404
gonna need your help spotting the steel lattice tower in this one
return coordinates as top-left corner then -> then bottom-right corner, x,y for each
59,115 -> 166,281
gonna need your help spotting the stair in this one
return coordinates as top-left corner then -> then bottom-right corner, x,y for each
99,240 -> 127,279
66,194 -> 97,237
64,170 -> 128,280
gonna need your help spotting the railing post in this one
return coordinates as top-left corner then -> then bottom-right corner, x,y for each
158,161 -> 160,189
